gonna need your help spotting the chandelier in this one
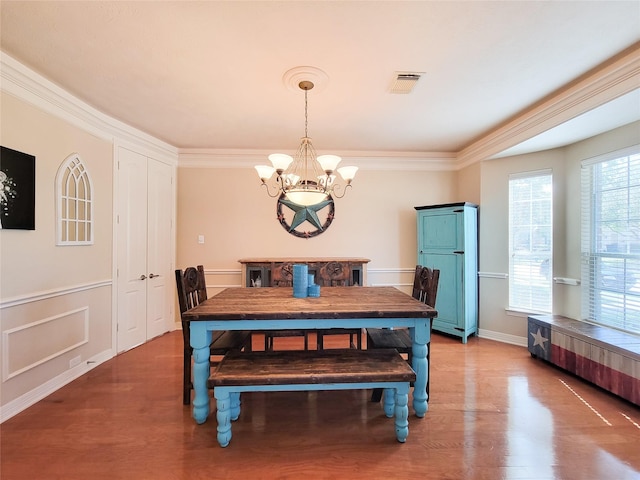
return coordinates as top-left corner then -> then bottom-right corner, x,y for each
255,80 -> 357,207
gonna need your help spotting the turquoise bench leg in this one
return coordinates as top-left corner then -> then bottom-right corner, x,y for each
213,383 -> 411,447
230,392 -> 241,421
383,387 -> 395,417
394,383 -> 410,443
214,388 -> 233,448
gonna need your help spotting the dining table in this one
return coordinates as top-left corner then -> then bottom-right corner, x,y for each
181,286 -> 437,425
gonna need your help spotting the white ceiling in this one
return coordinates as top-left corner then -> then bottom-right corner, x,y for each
1,1 -> 639,161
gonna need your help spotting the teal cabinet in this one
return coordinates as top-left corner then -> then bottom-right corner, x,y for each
415,203 -> 478,343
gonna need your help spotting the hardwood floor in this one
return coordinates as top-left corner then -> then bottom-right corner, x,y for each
2,331 -> 639,480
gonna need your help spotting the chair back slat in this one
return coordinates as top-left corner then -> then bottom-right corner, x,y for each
411,265 -> 440,307
175,265 -> 209,346
176,265 -> 208,315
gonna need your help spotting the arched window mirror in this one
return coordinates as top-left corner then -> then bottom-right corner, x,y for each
56,153 -> 93,245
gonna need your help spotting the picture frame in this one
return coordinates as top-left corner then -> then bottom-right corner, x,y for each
0,146 -> 36,230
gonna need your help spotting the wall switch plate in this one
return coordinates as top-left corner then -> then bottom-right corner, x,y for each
198,235 -> 205,244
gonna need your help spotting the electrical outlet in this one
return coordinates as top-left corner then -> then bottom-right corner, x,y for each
69,355 -> 82,369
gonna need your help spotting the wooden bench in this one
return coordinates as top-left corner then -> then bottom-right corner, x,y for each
528,315 -> 640,406
209,349 -> 416,447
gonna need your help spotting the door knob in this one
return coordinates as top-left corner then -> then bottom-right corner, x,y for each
139,274 -> 147,280
149,273 -> 159,278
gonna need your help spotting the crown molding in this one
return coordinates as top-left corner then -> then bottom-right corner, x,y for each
6,41 -> 637,172
178,148 -> 457,171
456,42 -> 640,167
0,52 -> 177,163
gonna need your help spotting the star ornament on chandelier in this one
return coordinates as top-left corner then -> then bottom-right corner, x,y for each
277,194 -> 335,238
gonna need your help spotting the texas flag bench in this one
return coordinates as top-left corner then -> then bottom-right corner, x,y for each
528,314 -> 640,406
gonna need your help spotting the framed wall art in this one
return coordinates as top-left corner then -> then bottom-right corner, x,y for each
0,146 -> 36,230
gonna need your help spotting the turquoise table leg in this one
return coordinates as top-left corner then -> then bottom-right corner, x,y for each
394,383 -> 410,442
411,320 -> 430,417
214,388 -> 233,447
190,323 -> 212,424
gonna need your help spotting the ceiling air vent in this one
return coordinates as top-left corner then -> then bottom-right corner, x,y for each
390,72 -> 424,94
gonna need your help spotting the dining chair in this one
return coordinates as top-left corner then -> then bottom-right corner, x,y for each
175,265 -> 252,405
315,261 -> 363,350
366,265 -> 440,402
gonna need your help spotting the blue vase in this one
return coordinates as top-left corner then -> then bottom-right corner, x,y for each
293,264 -> 308,298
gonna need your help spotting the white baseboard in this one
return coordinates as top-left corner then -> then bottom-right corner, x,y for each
477,328 -> 527,347
0,348 -> 113,423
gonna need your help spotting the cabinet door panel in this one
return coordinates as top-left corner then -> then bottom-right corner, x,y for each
419,210 -> 461,253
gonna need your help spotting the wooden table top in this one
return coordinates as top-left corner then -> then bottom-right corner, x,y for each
182,286 -> 436,321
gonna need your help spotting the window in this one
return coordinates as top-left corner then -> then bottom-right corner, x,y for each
581,147 -> 640,334
56,153 -> 93,245
509,171 -> 553,313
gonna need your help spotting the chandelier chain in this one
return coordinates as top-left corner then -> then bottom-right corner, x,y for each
255,72 -> 357,208
304,88 -> 309,139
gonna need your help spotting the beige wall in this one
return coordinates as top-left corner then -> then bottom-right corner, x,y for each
177,121 -> 639,343
176,166 -> 458,292
477,121 -> 640,342
456,160 -> 481,205
0,92 -> 113,409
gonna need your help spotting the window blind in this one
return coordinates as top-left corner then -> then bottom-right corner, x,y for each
581,147 -> 640,334
509,170 -> 553,313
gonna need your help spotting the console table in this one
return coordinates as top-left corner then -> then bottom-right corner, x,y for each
239,257 -> 370,288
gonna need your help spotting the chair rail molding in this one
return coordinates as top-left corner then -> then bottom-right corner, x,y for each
0,279 -> 112,309
478,272 -> 509,279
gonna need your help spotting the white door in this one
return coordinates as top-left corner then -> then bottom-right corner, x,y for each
146,159 -> 173,340
116,147 -> 173,352
117,148 -> 148,352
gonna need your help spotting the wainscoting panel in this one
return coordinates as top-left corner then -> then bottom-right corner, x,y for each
2,307 -> 89,381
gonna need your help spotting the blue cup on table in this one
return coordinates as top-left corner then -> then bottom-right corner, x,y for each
293,264 -> 308,298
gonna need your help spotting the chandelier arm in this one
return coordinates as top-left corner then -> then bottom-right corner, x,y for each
260,180 -> 284,198
258,74 -> 354,206
330,183 -> 353,199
